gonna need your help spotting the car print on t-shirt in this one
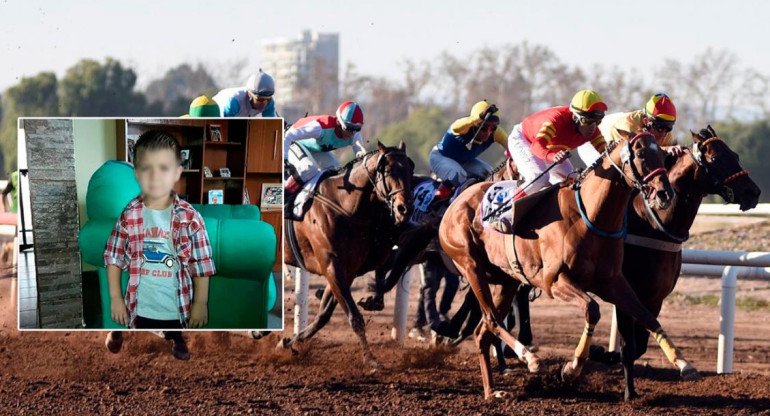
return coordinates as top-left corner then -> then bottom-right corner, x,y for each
142,239 -> 176,269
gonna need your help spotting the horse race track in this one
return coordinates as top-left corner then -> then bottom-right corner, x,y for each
1,221 -> 769,415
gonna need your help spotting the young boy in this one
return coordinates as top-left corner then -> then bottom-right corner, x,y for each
103,130 -> 216,360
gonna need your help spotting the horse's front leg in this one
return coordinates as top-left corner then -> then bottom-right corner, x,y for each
328,263 -> 379,369
603,274 -> 699,381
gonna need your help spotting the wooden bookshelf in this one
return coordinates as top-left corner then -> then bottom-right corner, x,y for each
117,118 -> 284,269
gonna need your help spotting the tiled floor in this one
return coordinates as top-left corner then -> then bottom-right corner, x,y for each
17,245 -> 38,329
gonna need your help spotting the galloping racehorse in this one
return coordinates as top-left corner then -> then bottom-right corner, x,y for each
439,132 -> 697,399
281,142 -> 414,368
586,126 -> 761,400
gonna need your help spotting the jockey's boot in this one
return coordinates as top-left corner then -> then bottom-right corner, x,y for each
284,177 -> 302,216
285,176 -> 301,196
434,182 -> 454,200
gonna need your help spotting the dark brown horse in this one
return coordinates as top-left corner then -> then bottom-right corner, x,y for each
585,126 -> 761,400
281,142 -> 414,368
439,133 -> 697,399
358,158 -> 516,310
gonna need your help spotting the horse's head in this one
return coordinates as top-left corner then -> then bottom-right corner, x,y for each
690,125 -> 760,211
610,131 -> 675,209
367,141 -> 415,225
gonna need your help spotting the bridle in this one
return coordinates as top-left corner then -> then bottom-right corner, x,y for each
606,133 -> 669,200
688,136 -> 750,204
573,133 -> 670,239
362,150 -> 409,217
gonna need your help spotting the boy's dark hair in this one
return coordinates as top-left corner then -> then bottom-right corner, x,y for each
134,130 -> 182,166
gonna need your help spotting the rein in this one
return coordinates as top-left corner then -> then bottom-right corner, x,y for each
575,133 -> 666,239
362,151 -> 408,217
312,149 -> 408,222
688,136 -> 750,203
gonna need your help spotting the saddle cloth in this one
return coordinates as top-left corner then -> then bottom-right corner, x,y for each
481,180 -> 520,233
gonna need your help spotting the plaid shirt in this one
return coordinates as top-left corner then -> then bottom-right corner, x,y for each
104,193 -> 216,328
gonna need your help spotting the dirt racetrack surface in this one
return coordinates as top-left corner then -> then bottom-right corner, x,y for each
1,220 -> 769,415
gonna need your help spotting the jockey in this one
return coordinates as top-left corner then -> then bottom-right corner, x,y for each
185,95 -> 220,117
577,93 -> 682,165
507,89 -> 608,199
212,69 -> 277,117
284,101 -> 367,195
431,100 -> 508,200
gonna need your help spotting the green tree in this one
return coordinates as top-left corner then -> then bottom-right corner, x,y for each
144,64 -> 219,116
377,106 -> 452,174
58,58 -> 152,116
0,72 -> 60,173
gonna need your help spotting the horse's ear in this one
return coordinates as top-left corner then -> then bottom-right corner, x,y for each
707,124 -> 717,137
398,140 -> 406,151
377,140 -> 386,153
691,130 -> 702,143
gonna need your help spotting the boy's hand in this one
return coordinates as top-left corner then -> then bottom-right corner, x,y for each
189,300 -> 208,328
110,295 -> 129,327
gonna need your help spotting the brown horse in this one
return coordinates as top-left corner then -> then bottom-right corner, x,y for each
585,126 -> 761,400
281,142 -> 414,368
439,132 -> 697,399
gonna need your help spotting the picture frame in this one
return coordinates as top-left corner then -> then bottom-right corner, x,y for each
126,134 -> 138,164
208,189 -> 224,204
208,124 -> 223,142
203,166 -> 213,178
260,183 -> 282,211
180,149 -> 191,170
219,167 -> 231,178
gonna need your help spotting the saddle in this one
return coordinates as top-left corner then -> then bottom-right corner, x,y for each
285,169 -> 335,222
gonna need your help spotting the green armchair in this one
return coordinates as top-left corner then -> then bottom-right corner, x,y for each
79,160 -> 277,329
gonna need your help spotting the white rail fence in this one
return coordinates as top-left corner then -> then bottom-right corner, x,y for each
608,249 -> 770,374
292,249 -> 770,374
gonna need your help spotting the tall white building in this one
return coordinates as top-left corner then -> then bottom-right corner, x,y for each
262,30 -> 339,122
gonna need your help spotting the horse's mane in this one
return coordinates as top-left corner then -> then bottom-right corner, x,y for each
327,146 -> 409,177
329,148 -> 381,175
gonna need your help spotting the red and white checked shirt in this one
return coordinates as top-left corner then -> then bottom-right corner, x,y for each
104,193 -> 216,328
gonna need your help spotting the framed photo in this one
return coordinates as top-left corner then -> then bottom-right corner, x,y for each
219,167 -> 231,178
243,189 -> 250,205
126,134 -> 138,164
208,124 -> 223,142
208,189 -> 223,204
260,183 -> 283,211
180,149 -> 191,169
203,166 -> 213,178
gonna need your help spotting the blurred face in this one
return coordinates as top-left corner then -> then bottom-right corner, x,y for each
134,148 -> 183,200
475,121 -> 499,142
248,91 -> 271,112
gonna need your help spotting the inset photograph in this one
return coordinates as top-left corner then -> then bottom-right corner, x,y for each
17,118 -> 283,331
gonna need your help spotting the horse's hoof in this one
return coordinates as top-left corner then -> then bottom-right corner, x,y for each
561,362 -> 579,383
681,364 -> 700,381
624,390 -> 639,402
250,331 -> 267,340
527,344 -> 540,353
523,352 -> 541,373
493,390 -> 508,399
502,368 -> 516,377
357,296 -> 385,312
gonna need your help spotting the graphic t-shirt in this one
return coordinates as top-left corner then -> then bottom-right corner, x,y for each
136,204 -> 180,321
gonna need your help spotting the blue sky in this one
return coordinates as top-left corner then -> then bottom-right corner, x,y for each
1,0 -> 769,91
